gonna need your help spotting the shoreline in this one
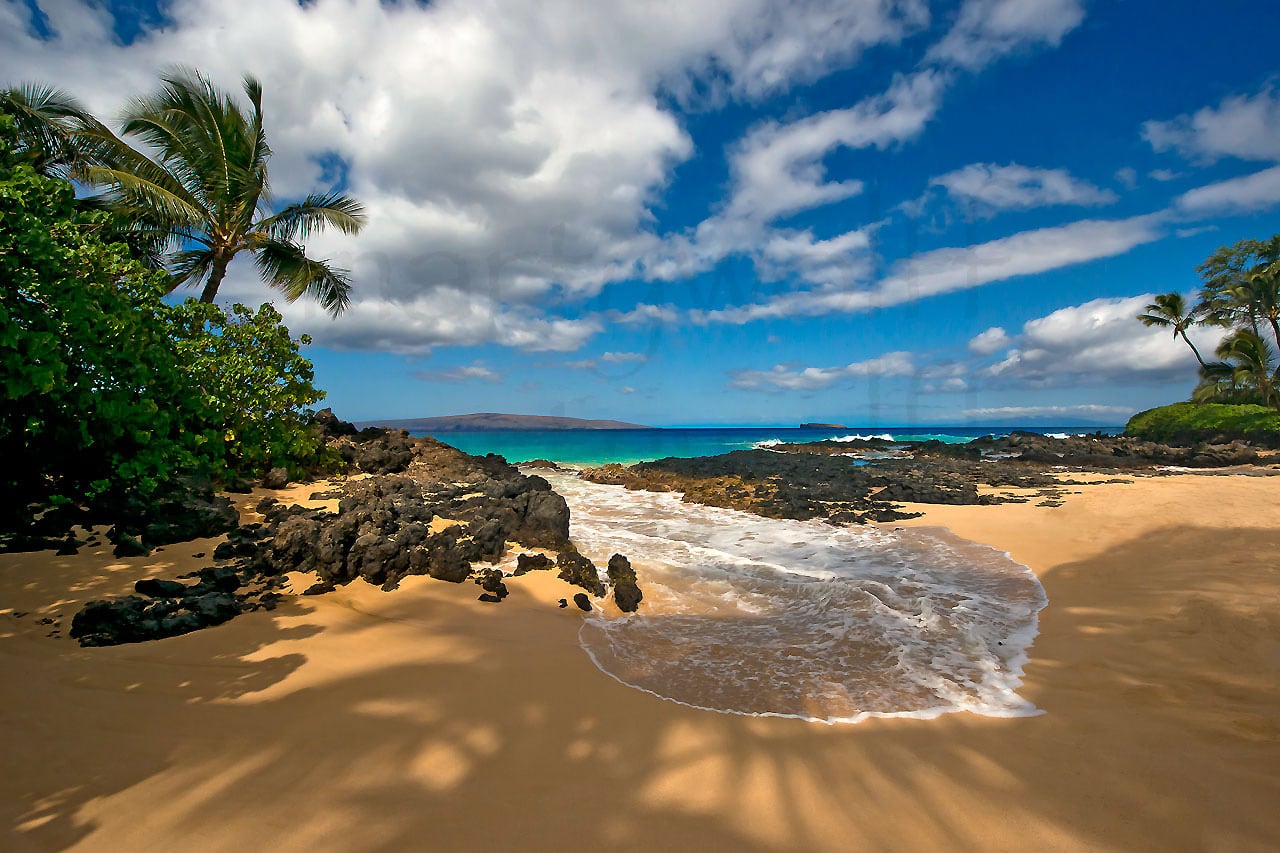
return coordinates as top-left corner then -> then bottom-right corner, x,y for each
3,469 -> 1279,850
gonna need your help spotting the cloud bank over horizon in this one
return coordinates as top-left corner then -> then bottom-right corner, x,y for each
4,0 -> 1279,423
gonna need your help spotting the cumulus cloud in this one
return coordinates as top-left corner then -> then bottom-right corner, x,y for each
968,327 -> 1011,354
600,351 -> 648,364
1143,85 -> 1280,163
979,294 -> 1226,387
412,364 -> 503,384
927,162 -> 1116,214
730,351 -> 914,391
926,0 -> 1086,70
702,214 -> 1165,323
1175,165 -> 1280,216
1,0 -> 929,353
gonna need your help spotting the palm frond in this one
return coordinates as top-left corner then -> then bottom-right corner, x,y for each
253,238 -> 353,316
258,192 -> 367,241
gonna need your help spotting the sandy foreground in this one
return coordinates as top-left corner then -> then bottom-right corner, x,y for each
2,473 -> 1279,852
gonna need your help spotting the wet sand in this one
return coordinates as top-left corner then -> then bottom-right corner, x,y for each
3,473 -> 1279,851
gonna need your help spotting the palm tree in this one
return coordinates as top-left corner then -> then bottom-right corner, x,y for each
0,83 -> 103,178
80,68 -> 365,315
1194,330 -> 1279,408
1137,292 -> 1208,367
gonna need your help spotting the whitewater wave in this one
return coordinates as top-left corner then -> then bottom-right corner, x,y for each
542,472 -> 1047,724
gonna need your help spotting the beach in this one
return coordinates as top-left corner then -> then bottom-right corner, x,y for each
3,472 -> 1279,852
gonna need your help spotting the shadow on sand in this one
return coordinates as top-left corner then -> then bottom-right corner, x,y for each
3,523 -> 1279,851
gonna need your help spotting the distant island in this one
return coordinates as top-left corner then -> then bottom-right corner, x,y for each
357,413 -> 655,432
800,422 -> 847,429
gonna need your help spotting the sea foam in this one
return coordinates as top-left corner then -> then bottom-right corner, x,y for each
541,472 -> 1047,724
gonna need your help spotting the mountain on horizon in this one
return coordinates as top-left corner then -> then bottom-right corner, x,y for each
357,413 -> 654,432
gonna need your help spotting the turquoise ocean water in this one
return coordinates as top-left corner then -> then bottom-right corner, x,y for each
410,425 -> 1123,466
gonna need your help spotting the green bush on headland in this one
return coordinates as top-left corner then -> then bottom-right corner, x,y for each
1125,403 -> 1280,446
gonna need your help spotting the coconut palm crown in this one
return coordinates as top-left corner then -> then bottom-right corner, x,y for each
1137,291 -> 1208,367
82,68 -> 365,315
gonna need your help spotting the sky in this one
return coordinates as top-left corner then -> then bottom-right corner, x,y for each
5,0 -> 1280,426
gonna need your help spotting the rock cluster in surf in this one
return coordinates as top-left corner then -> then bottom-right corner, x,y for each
67,412 -> 645,646
580,431 -> 1274,525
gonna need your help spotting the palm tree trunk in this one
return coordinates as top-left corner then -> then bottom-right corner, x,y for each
200,254 -> 230,303
1179,331 -> 1207,367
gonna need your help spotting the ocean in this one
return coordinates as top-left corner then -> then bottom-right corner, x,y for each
418,425 -> 1103,723
412,425 -> 1122,466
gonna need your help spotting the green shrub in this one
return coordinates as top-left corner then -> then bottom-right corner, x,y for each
0,115 -> 202,520
1,111 -> 337,527
1125,402 -> 1280,446
168,300 -> 336,479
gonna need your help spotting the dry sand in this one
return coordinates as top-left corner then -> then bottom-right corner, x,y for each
3,473 -> 1279,852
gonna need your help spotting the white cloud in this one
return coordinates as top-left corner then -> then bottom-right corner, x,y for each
730,351 -> 914,391
702,214 -> 1165,323
979,294 -> 1226,387
600,351 -> 648,364
926,0 -> 1086,71
1175,165 -> 1280,216
1149,168 -> 1181,182
968,327 -> 1011,355
959,404 -> 1132,421
1115,167 -> 1137,190
413,364 -> 503,384
1143,85 -> 1280,163
928,162 -> 1116,214
1,0 -> 926,353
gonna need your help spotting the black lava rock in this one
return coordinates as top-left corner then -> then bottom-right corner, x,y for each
514,552 -> 554,575
557,552 -> 605,597
134,578 -> 190,598
573,593 -> 592,612
606,553 -> 643,613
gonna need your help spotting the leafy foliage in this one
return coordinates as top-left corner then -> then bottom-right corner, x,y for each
0,110 -> 337,526
169,301 -> 335,477
0,112 -> 199,519
1125,402 -> 1280,445
1139,233 -> 1280,409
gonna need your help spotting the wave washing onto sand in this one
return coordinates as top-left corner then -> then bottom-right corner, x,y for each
540,472 -> 1047,724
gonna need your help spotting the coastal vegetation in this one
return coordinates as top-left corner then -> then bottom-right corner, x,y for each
1130,233 -> 1280,443
1125,402 -> 1280,446
0,69 -> 359,535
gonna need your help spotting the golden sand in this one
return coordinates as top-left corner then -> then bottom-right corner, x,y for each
2,473 -> 1279,851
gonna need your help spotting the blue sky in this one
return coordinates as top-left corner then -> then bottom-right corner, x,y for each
5,0 -> 1280,426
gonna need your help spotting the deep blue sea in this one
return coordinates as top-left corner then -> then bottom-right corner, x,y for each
410,425 -> 1122,466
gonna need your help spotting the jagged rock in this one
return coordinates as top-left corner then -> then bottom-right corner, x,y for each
55,536 -> 80,556
558,598 -> 568,608
302,580 -> 336,596
195,566 -> 242,593
135,578 -> 190,598
557,552 -> 605,597
520,459 -> 562,470
262,467 -> 290,489
312,407 -> 359,438
474,568 -> 509,601
478,593 -> 503,603
70,592 -> 235,647
112,531 -> 150,558
356,431 -> 415,474
255,496 -> 279,514
573,593 -> 592,612
606,553 -> 643,613
186,591 -> 240,621
514,552 -> 553,575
